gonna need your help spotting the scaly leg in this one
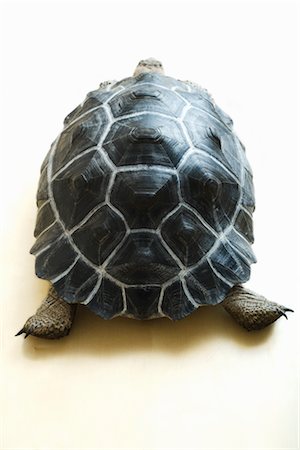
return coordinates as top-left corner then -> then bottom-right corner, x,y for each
222,285 -> 293,331
16,287 -> 76,339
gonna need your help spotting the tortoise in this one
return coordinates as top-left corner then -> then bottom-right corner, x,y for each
17,58 -> 293,339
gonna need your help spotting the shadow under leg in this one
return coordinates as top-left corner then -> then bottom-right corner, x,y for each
16,287 -> 76,339
222,285 -> 293,331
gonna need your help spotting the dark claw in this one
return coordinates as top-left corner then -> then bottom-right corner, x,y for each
15,328 -> 25,337
279,306 -> 294,320
15,327 -> 32,338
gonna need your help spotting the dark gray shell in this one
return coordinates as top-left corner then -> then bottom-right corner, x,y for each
31,72 -> 256,320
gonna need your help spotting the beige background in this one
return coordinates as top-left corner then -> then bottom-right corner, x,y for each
1,1 -> 299,449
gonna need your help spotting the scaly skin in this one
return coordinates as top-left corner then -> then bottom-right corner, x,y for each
16,287 -> 76,339
16,284 -> 293,339
222,285 -> 293,331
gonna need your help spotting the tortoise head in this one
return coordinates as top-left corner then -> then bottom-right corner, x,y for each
133,58 -> 164,76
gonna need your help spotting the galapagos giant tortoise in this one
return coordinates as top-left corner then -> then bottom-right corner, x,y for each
17,58 -> 293,339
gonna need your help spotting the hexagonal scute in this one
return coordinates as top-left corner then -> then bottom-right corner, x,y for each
125,286 -> 161,319
184,235 -> 255,307
72,205 -> 126,266
161,206 -> 216,266
184,107 -> 228,144
161,281 -> 197,320
34,236 -> 77,281
53,258 -> 97,302
209,241 -> 251,285
183,109 -> 242,178
110,169 -> 179,229
30,222 -> 63,256
109,84 -> 185,118
226,228 -> 256,265
106,232 -> 180,285
103,114 -> 189,167
87,277 -> 124,319
52,150 -> 112,229
179,152 -> 240,231
185,259 -> 233,306
52,107 -> 109,174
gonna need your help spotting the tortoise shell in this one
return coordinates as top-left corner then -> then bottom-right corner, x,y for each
30,72 -> 256,320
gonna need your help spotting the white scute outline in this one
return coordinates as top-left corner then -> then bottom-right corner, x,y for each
37,76 -> 252,319
82,275 -> 103,305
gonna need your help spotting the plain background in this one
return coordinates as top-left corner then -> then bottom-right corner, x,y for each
0,0 -> 299,449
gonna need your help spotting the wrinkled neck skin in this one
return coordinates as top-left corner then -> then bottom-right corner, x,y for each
133,58 -> 164,77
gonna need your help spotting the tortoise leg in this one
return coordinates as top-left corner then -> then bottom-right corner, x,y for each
222,285 -> 293,331
16,287 -> 76,339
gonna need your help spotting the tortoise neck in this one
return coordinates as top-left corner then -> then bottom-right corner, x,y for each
133,58 -> 164,76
